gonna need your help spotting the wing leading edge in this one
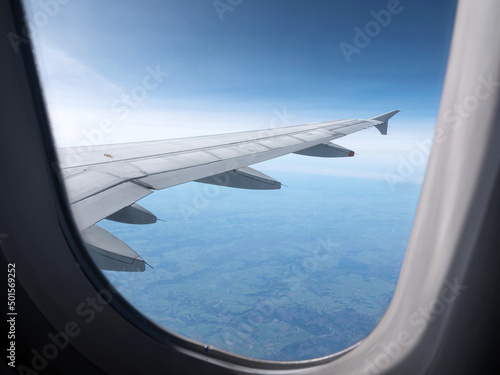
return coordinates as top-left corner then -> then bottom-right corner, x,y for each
59,110 -> 399,271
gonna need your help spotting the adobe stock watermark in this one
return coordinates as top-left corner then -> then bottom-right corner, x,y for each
363,278 -> 467,375
60,64 -> 169,168
7,0 -> 71,54
339,0 -> 404,63
178,107 -> 295,223
385,74 -> 500,192
384,136 -> 437,192
15,289 -> 113,375
213,0 -> 243,21
219,235 -> 338,351
442,74 -> 500,130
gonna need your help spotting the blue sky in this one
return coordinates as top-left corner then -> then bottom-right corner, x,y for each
25,0 -> 457,182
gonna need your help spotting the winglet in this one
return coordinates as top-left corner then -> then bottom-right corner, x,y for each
371,110 -> 400,135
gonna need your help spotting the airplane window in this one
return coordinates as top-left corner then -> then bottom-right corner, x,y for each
21,0 -> 457,361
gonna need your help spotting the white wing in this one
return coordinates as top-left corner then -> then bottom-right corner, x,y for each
58,111 -> 399,271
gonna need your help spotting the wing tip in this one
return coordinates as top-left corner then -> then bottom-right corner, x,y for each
371,110 -> 400,122
371,110 -> 400,135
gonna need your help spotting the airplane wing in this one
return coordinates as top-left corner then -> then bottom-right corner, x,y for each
57,110 -> 399,272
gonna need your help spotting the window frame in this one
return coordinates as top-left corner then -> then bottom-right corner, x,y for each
1,0 -> 499,373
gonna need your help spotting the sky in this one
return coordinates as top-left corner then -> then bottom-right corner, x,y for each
24,0 -> 457,182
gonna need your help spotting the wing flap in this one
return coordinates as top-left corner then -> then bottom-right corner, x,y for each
71,181 -> 152,230
65,170 -> 124,204
289,129 -> 333,142
88,161 -> 147,179
205,143 -> 270,159
129,150 -> 219,175
258,135 -> 304,149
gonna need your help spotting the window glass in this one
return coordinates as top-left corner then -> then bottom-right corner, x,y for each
22,0 -> 457,360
